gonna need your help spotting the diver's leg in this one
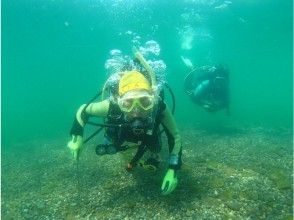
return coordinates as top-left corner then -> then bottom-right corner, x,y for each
139,131 -> 162,171
126,144 -> 148,171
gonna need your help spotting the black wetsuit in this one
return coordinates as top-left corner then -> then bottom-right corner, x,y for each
70,98 -> 182,169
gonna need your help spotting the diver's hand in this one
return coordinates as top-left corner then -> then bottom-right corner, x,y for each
67,135 -> 83,160
161,169 -> 178,195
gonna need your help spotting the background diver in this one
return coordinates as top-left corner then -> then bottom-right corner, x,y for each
67,50 -> 182,195
184,65 -> 230,114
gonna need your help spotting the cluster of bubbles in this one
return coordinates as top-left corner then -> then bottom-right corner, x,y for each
122,30 -> 142,46
178,5 -> 207,51
178,26 -> 196,50
104,49 -> 131,76
183,0 -> 232,8
181,9 -> 205,24
104,40 -> 167,92
214,1 -> 232,10
178,25 -> 213,51
178,0 -> 232,51
140,41 -> 167,90
138,40 -> 161,56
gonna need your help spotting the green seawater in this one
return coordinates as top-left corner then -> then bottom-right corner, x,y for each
2,0 -> 293,219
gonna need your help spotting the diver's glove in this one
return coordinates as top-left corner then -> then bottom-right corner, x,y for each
67,135 -> 83,160
161,169 -> 178,195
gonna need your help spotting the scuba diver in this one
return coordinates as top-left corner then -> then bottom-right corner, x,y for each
184,65 -> 230,114
67,49 -> 182,195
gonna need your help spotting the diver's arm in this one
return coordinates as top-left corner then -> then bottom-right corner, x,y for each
161,104 -> 182,170
68,100 -> 110,160
160,104 -> 182,195
70,100 -> 110,136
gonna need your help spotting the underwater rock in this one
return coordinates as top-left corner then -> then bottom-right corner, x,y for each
282,215 -> 294,220
227,200 -> 242,211
269,169 -> 291,190
210,176 -> 225,188
36,201 -> 45,209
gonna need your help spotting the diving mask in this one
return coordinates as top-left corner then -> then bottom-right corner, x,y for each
118,91 -> 155,113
